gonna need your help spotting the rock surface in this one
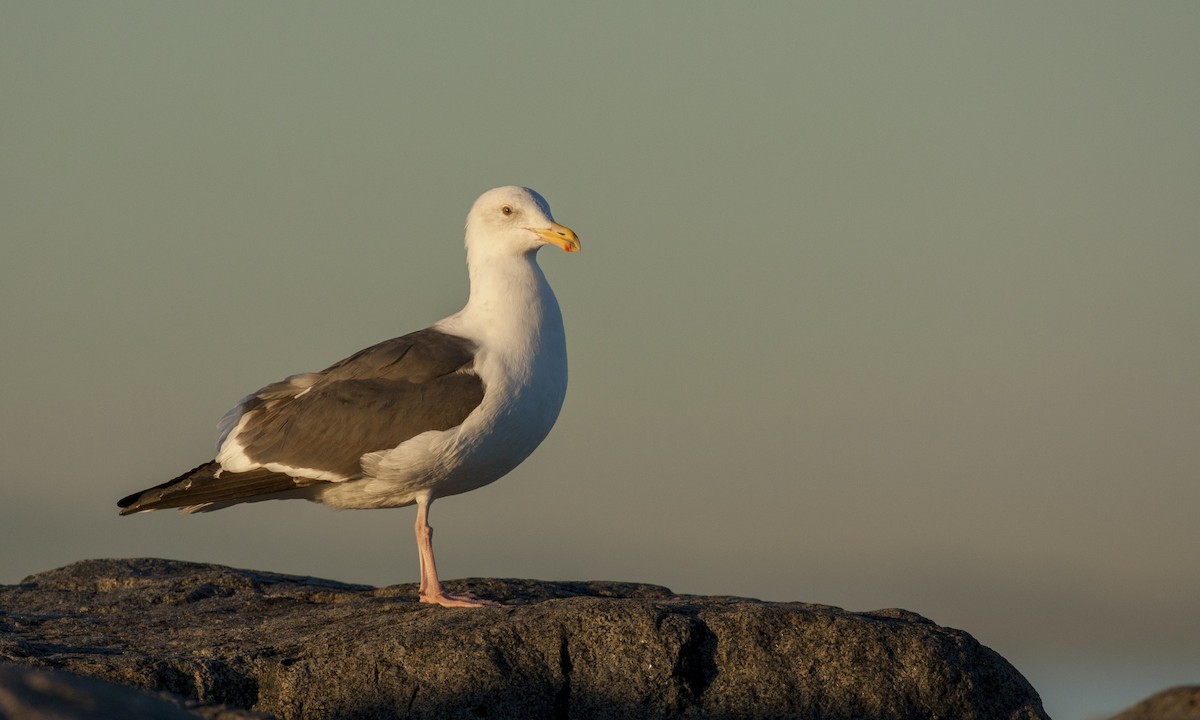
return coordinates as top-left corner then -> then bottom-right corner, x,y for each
1111,686 -> 1200,720
0,558 -> 1046,720
0,662 -> 265,720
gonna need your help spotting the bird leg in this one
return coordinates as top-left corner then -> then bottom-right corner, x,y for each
413,497 -> 496,608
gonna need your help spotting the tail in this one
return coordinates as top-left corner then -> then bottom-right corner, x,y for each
118,461 -> 323,515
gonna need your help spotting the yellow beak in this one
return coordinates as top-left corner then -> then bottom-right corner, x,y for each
534,222 -> 581,253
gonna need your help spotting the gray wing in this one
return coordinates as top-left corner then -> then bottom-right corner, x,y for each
222,328 -> 485,478
118,329 -> 485,515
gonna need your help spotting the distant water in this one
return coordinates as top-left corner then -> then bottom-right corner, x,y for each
1021,653 -> 1200,720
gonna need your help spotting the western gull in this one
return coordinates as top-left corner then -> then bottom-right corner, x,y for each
118,186 -> 580,607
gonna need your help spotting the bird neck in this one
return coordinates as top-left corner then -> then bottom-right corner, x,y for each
459,250 -> 560,343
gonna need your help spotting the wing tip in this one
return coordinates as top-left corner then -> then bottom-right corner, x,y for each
116,492 -> 145,515
116,459 -> 220,516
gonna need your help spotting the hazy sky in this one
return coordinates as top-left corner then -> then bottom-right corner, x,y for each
3,3 -> 1198,718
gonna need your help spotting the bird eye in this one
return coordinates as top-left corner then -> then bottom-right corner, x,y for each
501,205 -> 513,216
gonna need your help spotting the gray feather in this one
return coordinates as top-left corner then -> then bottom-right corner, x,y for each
119,328 -> 485,515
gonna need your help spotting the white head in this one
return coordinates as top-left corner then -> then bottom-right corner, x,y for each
464,186 -> 580,260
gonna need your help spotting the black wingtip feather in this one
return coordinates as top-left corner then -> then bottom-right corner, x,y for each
117,460 -> 220,514
117,460 -> 325,515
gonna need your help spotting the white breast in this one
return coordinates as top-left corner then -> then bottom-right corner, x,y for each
433,253 -> 568,496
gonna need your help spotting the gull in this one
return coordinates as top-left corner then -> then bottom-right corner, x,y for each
119,186 -> 580,607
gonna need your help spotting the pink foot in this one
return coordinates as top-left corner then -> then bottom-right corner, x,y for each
419,590 -> 499,608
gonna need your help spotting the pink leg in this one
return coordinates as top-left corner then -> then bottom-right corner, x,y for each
413,497 -> 496,608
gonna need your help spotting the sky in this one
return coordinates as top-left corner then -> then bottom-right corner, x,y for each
2,3 -> 1198,718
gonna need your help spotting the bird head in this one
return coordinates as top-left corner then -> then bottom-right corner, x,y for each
465,186 -> 581,257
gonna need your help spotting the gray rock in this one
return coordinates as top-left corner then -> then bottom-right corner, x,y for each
0,661 -> 265,720
0,558 -> 1046,720
0,661 -> 191,720
1112,685 -> 1200,720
